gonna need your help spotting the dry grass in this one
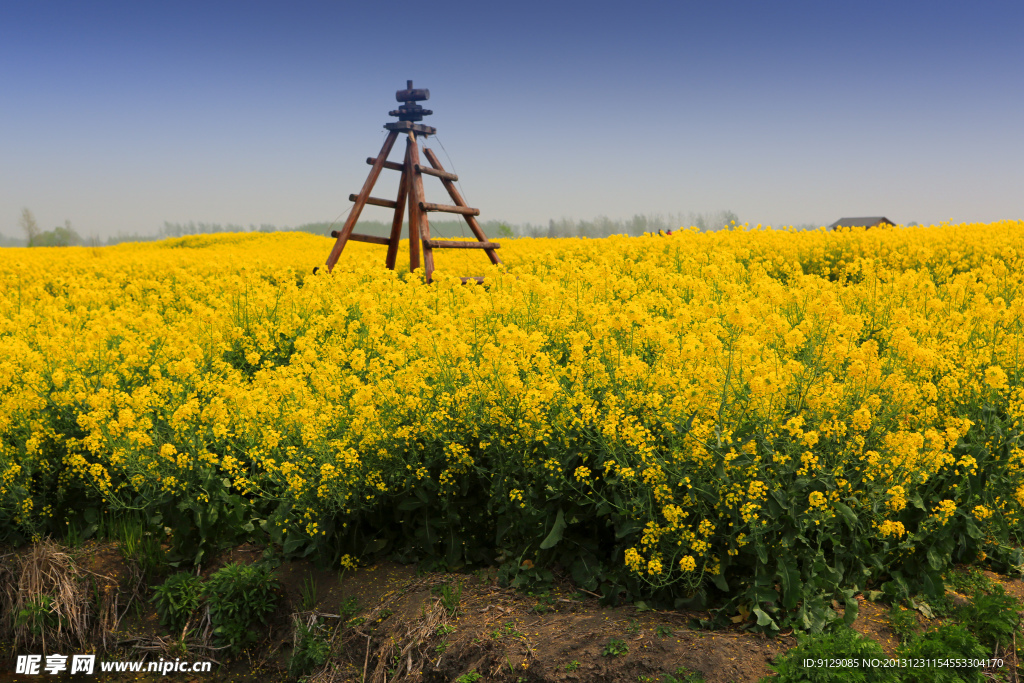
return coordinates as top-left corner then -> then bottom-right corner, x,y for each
302,576 -> 460,683
1,538 -> 91,651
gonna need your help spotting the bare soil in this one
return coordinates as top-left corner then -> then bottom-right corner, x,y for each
1,541 -> 1021,682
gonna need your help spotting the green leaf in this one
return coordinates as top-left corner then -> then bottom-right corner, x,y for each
540,509 -> 567,550
283,535 -> 305,555
843,593 -> 859,625
833,502 -> 858,529
756,543 -> 768,565
926,546 -> 945,571
365,537 -> 388,554
964,518 -> 982,539
778,558 -> 801,609
753,606 -> 779,630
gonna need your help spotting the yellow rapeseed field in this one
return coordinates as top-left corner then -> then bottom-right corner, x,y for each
1,221 -> 1022,629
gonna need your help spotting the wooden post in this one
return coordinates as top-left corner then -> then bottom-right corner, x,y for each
407,133 -> 435,281
385,144 -> 410,270
325,130 -> 399,272
404,136 -> 421,273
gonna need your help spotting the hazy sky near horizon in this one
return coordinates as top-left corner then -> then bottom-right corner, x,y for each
2,1 -> 1022,239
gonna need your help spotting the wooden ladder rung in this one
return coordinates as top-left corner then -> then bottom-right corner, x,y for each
424,239 -> 500,250
331,230 -> 391,245
415,164 -> 458,181
350,194 -> 398,209
367,158 -> 404,172
419,201 -> 479,216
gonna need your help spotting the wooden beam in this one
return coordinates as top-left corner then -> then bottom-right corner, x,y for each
407,133 -> 434,280
349,194 -> 398,209
419,202 -> 480,216
460,276 -> 485,284
326,130 -> 399,271
415,164 -> 458,182
331,230 -> 390,245
386,145 -> 410,270
423,148 -> 502,266
425,240 -> 500,250
368,158 -> 404,172
349,233 -> 391,246
404,136 -> 421,273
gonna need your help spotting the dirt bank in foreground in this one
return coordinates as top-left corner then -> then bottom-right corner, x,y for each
1,541 -> 1021,682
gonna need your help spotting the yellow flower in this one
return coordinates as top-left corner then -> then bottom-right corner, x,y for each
624,547 -> 643,572
985,366 -> 1008,392
973,505 -> 993,522
878,520 -> 906,538
808,491 -> 827,510
932,499 -> 956,525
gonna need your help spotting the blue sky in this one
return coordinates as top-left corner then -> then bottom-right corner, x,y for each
1,0 -> 1021,239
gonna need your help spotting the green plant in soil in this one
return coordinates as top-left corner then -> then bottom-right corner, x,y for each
602,637 -> 629,657
150,572 -> 203,635
956,584 -> 1022,652
764,626 -> 897,682
433,580 -> 462,616
288,619 -> 331,679
15,595 -> 57,640
115,516 -> 167,583
491,622 -> 523,640
205,562 -> 279,654
896,623 -> 986,683
922,592 -> 957,619
944,567 -> 995,596
299,575 -> 317,611
663,669 -> 705,683
339,595 -> 361,626
887,604 -> 920,644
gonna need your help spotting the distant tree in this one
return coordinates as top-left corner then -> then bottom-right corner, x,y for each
497,223 -> 514,238
33,220 -> 81,247
19,208 -> 40,246
690,210 -> 739,232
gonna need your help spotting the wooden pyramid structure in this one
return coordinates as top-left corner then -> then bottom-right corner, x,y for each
323,81 -> 501,283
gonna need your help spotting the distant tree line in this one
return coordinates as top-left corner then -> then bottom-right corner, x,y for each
5,208 -> 831,248
159,221 -> 280,237
509,211 -> 742,238
162,211 -> 749,240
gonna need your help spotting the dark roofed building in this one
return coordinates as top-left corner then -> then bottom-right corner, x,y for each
828,216 -> 894,230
